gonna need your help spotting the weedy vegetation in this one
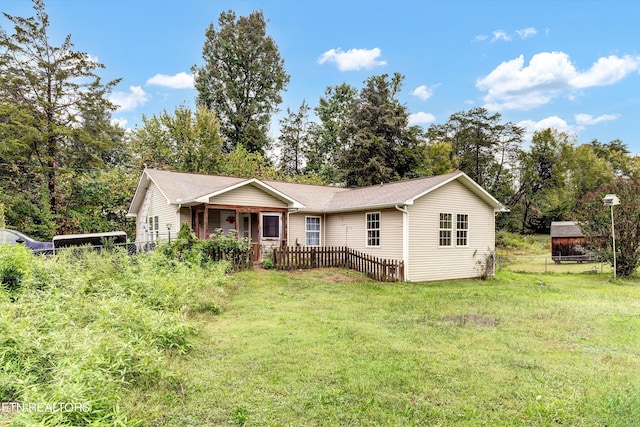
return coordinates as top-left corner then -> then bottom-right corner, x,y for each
0,243 -> 229,426
1,238 -> 639,426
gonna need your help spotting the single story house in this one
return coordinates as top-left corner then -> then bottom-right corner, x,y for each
127,168 -> 507,282
550,221 -> 596,263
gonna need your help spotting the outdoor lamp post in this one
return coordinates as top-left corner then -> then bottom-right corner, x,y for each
602,194 -> 620,280
167,223 -> 172,244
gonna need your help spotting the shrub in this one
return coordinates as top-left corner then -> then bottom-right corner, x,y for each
262,257 -> 275,269
0,244 -> 33,292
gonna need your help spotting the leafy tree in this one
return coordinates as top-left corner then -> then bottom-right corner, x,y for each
63,168 -> 137,236
277,100 -> 312,176
567,144 -> 615,203
217,144 -> 279,179
0,0 -> 120,233
130,105 -> 224,174
587,139 -> 637,178
575,179 -> 640,277
307,83 -> 358,182
513,129 -> 572,233
192,10 -> 290,154
337,73 -> 421,187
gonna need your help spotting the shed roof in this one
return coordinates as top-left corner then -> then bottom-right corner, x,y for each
550,221 -> 585,238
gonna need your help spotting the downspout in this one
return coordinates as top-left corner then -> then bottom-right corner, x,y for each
395,204 -> 409,281
323,213 -> 327,246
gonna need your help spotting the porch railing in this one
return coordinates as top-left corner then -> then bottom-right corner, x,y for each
272,246 -> 404,282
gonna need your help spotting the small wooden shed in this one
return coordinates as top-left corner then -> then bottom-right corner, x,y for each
550,221 -> 594,263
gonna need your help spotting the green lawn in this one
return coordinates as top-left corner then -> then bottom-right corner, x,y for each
152,268 -> 640,426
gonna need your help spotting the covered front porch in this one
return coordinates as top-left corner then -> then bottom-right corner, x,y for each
190,204 -> 288,261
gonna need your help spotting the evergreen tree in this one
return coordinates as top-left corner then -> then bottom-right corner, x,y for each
306,83 -> 357,182
277,100 -> 312,176
429,108 -> 523,197
337,73 -> 420,187
0,0 -> 120,235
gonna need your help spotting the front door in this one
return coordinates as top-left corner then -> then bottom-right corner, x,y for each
239,213 -> 251,240
220,210 -> 236,236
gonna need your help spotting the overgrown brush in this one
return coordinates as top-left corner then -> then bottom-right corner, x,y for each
162,223 -> 252,271
0,244 -> 229,425
496,230 -> 543,254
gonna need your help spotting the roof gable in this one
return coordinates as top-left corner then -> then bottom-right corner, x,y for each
194,178 -> 304,208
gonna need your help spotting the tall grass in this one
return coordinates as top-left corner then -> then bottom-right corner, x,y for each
0,244 -> 229,426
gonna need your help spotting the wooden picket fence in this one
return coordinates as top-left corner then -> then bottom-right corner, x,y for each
272,246 -> 404,282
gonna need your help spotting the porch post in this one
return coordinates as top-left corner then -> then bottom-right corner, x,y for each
204,205 -> 209,239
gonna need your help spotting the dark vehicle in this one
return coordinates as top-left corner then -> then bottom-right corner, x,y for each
0,228 -> 54,251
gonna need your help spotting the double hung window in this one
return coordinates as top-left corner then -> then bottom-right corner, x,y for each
366,213 -> 380,247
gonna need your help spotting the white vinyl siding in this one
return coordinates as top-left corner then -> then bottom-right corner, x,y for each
137,181 -> 179,244
287,212 -> 306,246
408,180 -> 495,282
306,216 -> 321,246
208,184 -> 288,208
324,209 -> 403,260
179,207 -> 191,227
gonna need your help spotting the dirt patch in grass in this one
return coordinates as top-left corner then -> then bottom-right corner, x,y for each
443,313 -> 499,327
285,267 -> 370,283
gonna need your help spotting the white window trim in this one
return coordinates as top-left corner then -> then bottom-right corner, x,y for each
305,216 -> 321,247
438,212 -> 453,248
456,213 -> 469,247
148,215 -> 160,242
366,212 -> 381,248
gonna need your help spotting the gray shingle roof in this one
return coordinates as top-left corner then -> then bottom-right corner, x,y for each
550,221 -> 585,238
129,168 -> 506,216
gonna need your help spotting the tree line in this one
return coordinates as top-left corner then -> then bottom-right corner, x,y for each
2,1 -> 640,276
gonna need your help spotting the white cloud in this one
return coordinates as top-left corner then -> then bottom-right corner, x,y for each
570,55 -> 640,88
516,27 -> 537,39
492,30 -> 511,42
146,72 -> 194,89
318,48 -> 386,71
474,34 -> 489,42
476,52 -> 640,111
408,112 -> 436,125
411,85 -> 435,101
111,118 -> 128,129
575,113 -> 620,126
517,116 -> 575,141
109,85 -> 149,112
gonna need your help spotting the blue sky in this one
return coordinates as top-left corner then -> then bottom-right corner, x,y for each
3,0 -> 640,153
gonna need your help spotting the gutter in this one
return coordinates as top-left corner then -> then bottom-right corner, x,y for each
395,204 -> 409,281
